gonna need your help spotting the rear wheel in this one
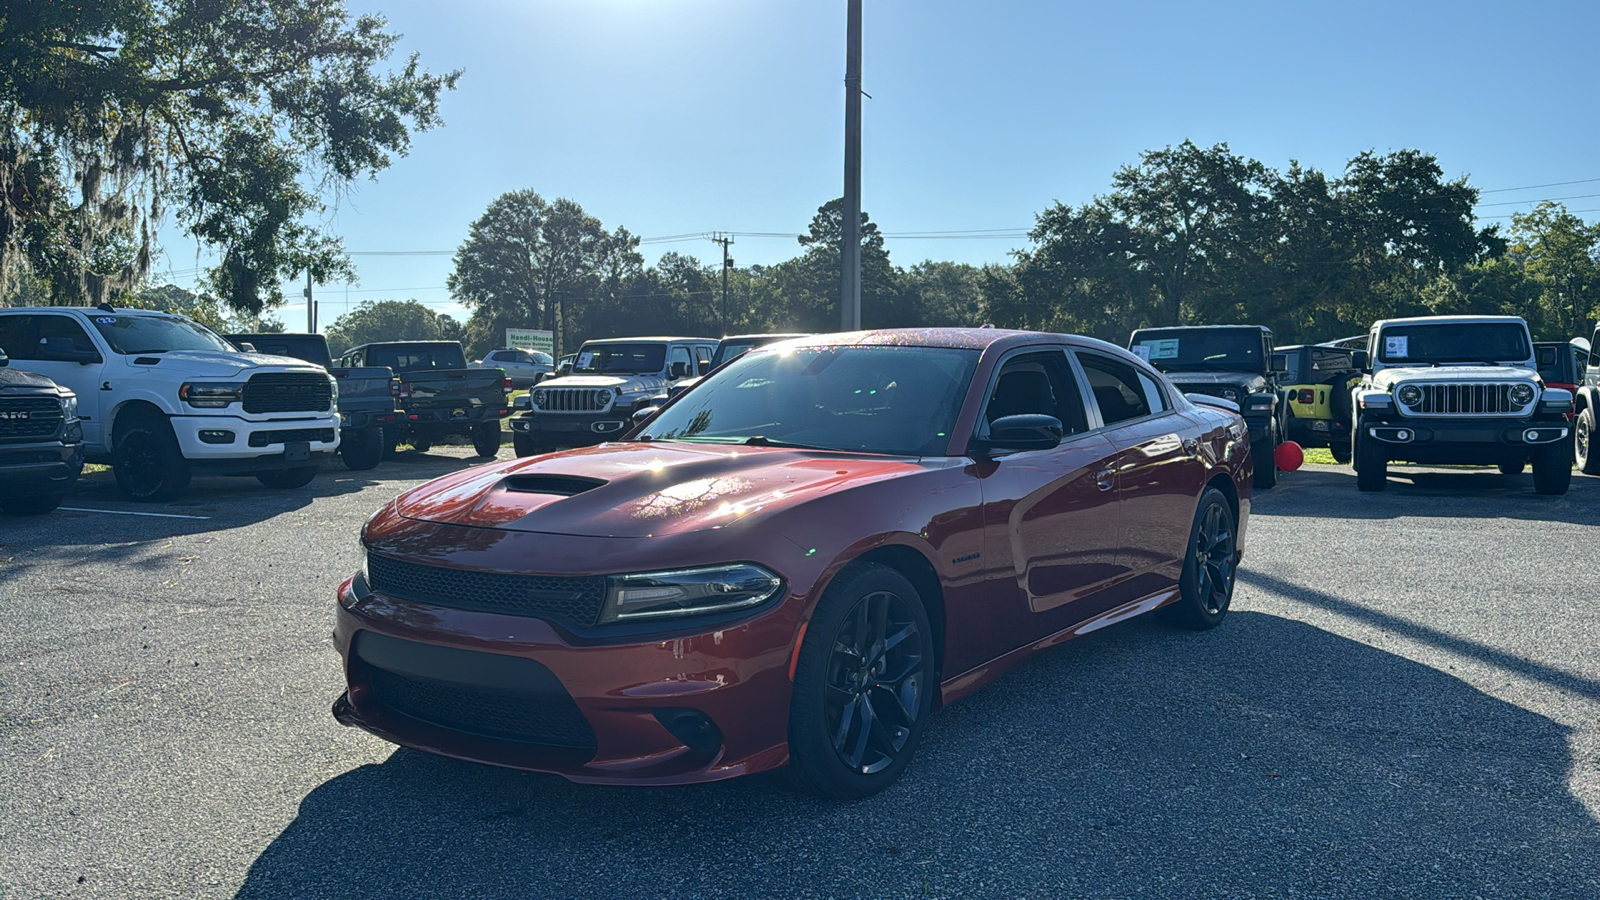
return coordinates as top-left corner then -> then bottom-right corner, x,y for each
1531,440 -> 1572,496
409,436 -> 433,453
381,425 -> 402,460
340,426 -> 384,471
1497,459 -> 1526,476
113,415 -> 191,502
1354,419 -> 1387,492
1329,435 -> 1352,464
256,467 -> 318,489
1,494 -> 65,515
1159,487 -> 1237,630
1576,408 -> 1600,476
788,563 -> 935,799
472,422 -> 502,458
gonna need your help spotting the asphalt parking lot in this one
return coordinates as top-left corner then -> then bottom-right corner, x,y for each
3,452 -> 1599,899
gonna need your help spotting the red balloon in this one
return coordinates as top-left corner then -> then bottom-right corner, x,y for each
1274,440 -> 1304,472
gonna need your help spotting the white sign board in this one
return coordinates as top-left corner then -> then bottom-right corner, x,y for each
506,328 -> 554,355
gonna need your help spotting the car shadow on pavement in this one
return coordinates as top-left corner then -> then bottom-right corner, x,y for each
1263,465 -> 1600,524
235,612 -> 1600,899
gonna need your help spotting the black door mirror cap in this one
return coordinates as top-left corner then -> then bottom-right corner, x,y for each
1351,349 -> 1370,373
0,348 -> 8,368
976,414 -> 1064,454
631,406 -> 661,425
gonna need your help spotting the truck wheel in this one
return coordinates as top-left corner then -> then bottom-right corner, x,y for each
409,436 -> 433,453
1576,408 -> 1600,476
1329,436 -> 1352,465
472,422 -> 502,458
1354,421 -> 1387,492
1497,459 -> 1525,476
1531,441 -> 1572,496
1,494 -> 66,515
382,425 -> 401,460
256,467 -> 319,489
1250,423 -> 1277,490
512,432 -> 547,457
340,427 -> 384,471
113,415 -> 192,502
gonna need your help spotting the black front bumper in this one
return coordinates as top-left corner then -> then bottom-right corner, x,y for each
0,442 -> 83,498
510,413 -> 629,443
1362,415 -> 1569,464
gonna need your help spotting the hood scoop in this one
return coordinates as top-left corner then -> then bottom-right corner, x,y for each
502,474 -> 606,496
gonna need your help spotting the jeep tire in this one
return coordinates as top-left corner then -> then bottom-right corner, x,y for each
1251,422 -> 1277,490
1497,459 -> 1526,476
471,421 -> 502,458
1354,419 -> 1387,492
340,426 -> 384,471
1531,440 -> 1572,496
1576,407 -> 1600,476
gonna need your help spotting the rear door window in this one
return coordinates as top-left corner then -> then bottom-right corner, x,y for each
1076,353 -> 1154,426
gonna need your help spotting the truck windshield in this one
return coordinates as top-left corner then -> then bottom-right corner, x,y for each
92,314 -> 235,355
1376,323 -> 1530,364
231,336 -> 333,367
639,345 -> 979,456
1131,330 -> 1261,371
574,343 -> 667,375
367,343 -> 467,371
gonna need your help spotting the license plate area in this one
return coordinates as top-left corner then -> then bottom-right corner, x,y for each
284,441 -> 311,462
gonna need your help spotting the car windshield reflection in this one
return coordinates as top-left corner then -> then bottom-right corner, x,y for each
639,345 -> 978,456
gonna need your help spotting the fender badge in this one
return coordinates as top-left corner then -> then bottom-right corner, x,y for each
952,552 -> 981,565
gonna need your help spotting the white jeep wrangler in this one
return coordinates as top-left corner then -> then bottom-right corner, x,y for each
0,306 -> 340,501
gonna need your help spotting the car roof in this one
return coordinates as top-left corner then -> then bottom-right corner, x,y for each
0,306 -> 178,318
764,327 -> 1136,356
580,336 -> 716,344
719,333 -> 812,342
1374,315 -> 1527,327
1131,324 -> 1271,333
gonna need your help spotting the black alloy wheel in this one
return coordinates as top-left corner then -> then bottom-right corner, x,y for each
1576,408 -> 1600,476
256,466 -> 318,489
1161,487 -> 1237,630
789,563 -> 935,799
112,416 -> 191,502
340,427 -> 384,471
472,421 -> 502,458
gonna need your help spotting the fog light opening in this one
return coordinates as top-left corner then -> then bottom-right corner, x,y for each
652,709 -> 723,754
198,429 -> 235,444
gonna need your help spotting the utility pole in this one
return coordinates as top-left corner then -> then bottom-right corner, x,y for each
304,270 -> 315,332
841,0 -> 863,331
712,233 -> 734,335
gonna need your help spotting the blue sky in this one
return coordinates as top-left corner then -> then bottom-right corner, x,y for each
153,0 -> 1600,329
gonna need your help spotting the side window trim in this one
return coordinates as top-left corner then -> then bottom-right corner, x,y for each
1068,349 -> 1176,433
967,345 -> 1094,450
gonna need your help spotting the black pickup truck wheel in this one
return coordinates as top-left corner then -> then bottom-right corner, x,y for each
472,422 -> 502,458
113,415 -> 192,502
340,427 -> 384,471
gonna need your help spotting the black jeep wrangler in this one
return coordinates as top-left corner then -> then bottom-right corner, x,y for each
1129,324 -> 1288,488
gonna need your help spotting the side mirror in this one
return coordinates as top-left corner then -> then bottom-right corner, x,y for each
38,336 -> 100,364
631,406 -> 661,425
1270,353 -> 1288,374
0,347 -> 8,367
238,342 -> 258,353
974,414 -> 1064,455
669,361 -> 690,378
1351,349 -> 1370,373
1536,345 -> 1558,367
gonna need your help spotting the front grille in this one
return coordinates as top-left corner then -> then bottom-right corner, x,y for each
0,397 -> 63,441
248,428 -> 336,448
1402,382 -> 1531,416
243,372 -> 332,414
536,388 -> 610,413
366,553 -> 607,627
361,662 -> 597,750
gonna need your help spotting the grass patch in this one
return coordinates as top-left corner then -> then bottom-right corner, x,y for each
1302,446 -> 1337,466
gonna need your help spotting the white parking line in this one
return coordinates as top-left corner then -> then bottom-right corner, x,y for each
57,507 -> 212,521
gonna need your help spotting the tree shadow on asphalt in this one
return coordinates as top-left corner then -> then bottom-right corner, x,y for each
234,612 -> 1600,899
1261,465 -> 1600,524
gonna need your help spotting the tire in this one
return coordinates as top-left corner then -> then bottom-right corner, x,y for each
381,425 -> 402,460
339,427 -> 384,471
1159,487 -> 1237,630
1576,408 -> 1600,476
113,415 -> 192,502
1329,437 -> 1352,465
409,436 -> 433,453
1,494 -> 65,515
1497,459 -> 1526,476
787,563 -> 936,799
1531,440 -> 1572,496
1354,420 -> 1387,492
1250,422 -> 1277,490
255,466 -> 319,489
472,422 -> 502,458
512,432 -> 550,457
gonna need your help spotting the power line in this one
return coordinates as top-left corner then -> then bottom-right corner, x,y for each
1478,177 -> 1600,194
1475,192 -> 1600,209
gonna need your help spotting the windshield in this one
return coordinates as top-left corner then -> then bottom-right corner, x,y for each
639,345 -> 979,456
232,336 -> 333,367
1376,323 -> 1530,364
574,343 -> 667,375
92,314 -> 235,355
1131,329 -> 1262,372
367,343 -> 467,371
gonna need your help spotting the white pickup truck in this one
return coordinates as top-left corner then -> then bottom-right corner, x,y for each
0,305 -> 340,501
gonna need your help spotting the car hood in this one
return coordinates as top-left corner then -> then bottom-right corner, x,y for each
0,366 -> 65,391
1162,370 -> 1267,389
537,375 -> 634,389
116,350 -> 320,378
394,441 -> 927,538
1373,365 -> 1538,388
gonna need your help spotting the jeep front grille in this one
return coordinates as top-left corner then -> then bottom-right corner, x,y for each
536,389 -> 611,413
1401,382 -> 1533,417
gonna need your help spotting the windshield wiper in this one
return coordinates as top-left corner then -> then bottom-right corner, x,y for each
743,436 -> 830,450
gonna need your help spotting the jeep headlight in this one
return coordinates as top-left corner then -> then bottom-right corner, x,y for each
179,381 -> 245,408
594,389 -> 611,406
532,389 -> 549,408
1220,388 -> 1239,401
599,563 -> 784,623
1509,384 -> 1535,406
1397,384 -> 1422,407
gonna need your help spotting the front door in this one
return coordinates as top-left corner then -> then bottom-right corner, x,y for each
27,313 -> 109,445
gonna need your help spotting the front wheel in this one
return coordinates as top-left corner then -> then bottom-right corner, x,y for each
1329,435 -> 1352,465
340,427 -> 384,471
1531,440 -> 1572,496
1497,459 -> 1526,476
788,563 -> 936,799
113,415 -> 192,502
256,467 -> 318,489
1576,408 -> 1600,476
1,494 -> 66,515
1159,487 -> 1237,630
472,422 -> 502,458
1354,420 -> 1387,492
1251,423 -> 1277,489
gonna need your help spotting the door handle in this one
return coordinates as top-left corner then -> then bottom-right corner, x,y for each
1094,468 -> 1116,491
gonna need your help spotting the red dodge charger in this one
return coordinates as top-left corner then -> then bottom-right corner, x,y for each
332,329 -> 1253,797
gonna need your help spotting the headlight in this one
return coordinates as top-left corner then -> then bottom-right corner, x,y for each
532,389 -> 548,408
600,563 -> 784,623
1220,388 -> 1239,401
594,389 -> 611,406
59,393 -> 78,419
328,376 -> 339,405
1510,384 -> 1535,406
179,382 -> 245,408
1397,384 -> 1422,407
